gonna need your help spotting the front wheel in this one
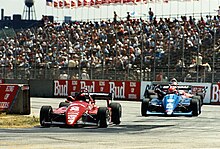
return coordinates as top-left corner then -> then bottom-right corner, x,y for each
109,103 -> 122,124
97,107 -> 110,128
40,106 -> 53,127
192,96 -> 202,114
141,98 -> 150,116
190,99 -> 200,116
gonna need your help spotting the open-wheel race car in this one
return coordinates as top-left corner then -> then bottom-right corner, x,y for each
141,83 -> 206,116
40,90 -> 122,128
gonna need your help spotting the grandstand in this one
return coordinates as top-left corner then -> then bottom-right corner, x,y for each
0,1 -> 220,83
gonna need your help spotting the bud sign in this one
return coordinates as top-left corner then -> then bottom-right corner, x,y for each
54,80 -> 140,100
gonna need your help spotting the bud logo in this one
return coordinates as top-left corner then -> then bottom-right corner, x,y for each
211,85 -> 220,102
54,81 -> 68,96
109,82 -> 125,98
80,81 -> 95,92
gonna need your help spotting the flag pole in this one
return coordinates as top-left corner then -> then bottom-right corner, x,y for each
177,0 -> 179,19
209,0 -> 210,16
169,0 -> 171,18
200,0 -> 202,17
193,0 -> 194,17
161,0 -> 163,18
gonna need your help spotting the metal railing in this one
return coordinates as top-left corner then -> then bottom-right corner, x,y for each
0,65 -> 219,83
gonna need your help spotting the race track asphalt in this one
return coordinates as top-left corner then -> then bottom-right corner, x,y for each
0,97 -> 220,149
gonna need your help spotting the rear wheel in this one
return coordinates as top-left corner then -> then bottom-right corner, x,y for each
40,106 -> 53,127
141,98 -> 150,116
196,93 -> 204,105
97,107 -> 110,128
109,103 -> 122,124
59,102 -> 70,108
190,99 -> 200,116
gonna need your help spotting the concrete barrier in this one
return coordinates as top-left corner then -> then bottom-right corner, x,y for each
29,79 -> 54,97
0,84 -> 30,115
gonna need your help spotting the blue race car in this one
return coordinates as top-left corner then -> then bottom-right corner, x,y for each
141,83 -> 204,116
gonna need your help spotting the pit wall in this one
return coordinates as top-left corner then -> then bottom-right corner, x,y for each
2,79 -> 220,104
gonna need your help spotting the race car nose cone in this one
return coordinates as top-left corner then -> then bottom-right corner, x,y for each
166,110 -> 173,115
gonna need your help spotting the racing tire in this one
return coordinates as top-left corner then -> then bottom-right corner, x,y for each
196,93 -> 204,106
40,106 -> 53,127
193,96 -> 202,114
97,107 -> 110,128
59,102 -> 70,108
149,95 -> 158,99
190,99 -> 200,116
109,103 -> 122,125
141,98 -> 150,116
144,90 -> 156,98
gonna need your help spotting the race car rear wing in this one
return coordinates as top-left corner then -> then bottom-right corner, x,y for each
161,85 -> 192,91
89,92 -> 114,100
74,92 -> 114,101
151,82 -> 192,91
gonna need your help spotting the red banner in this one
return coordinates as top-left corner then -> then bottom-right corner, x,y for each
54,80 -> 141,100
0,85 -> 19,111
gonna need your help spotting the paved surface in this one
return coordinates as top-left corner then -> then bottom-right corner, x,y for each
0,98 -> 220,149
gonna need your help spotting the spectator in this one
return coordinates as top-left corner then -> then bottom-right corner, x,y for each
126,12 -> 131,21
81,69 -> 90,80
113,11 -> 118,23
196,53 -> 203,71
148,8 -> 154,22
214,6 -> 220,17
155,72 -> 163,81
176,59 -> 186,72
59,71 -> 68,80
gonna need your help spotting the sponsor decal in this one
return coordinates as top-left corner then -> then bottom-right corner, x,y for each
67,106 -> 80,124
166,103 -> 173,109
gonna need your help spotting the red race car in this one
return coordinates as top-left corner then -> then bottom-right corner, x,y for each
40,90 -> 122,128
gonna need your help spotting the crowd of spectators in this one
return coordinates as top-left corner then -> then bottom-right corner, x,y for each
0,12 -> 220,81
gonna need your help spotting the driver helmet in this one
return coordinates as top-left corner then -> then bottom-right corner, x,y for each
168,86 -> 177,94
78,93 -> 86,101
67,96 -> 74,102
170,78 -> 178,85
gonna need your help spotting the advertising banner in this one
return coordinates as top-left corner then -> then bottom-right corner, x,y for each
54,80 -> 141,100
0,85 -> 19,111
178,82 -> 211,104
